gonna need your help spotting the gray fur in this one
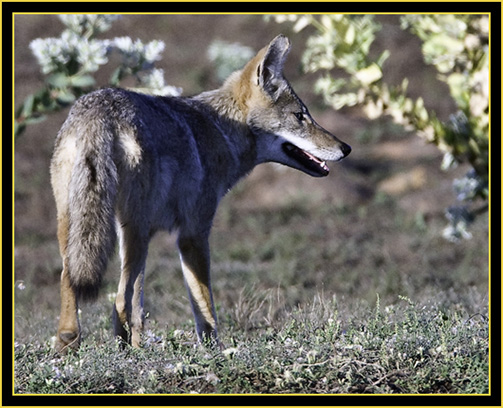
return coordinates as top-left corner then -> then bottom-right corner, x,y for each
51,35 -> 351,349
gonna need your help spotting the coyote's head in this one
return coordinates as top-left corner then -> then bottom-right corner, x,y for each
234,34 -> 351,177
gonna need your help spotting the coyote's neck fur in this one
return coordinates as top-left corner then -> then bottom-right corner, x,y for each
192,74 -> 251,124
191,67 -> 261,183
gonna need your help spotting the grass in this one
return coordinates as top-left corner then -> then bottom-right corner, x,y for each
13,188 -> 490,395
14,293 -> 489,394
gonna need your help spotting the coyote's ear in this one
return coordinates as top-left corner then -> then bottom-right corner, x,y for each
257,35 -> 291,99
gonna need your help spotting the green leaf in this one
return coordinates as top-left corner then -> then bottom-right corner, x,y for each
14,121 -> 26,138
376,50 -> 390,68
446,73 -> 468,109
21,94 -> 35,118
109,67 -> 124,86
355,63 -> 382,86
47,73 -> 71,88
344,24 -> 356,45
55,89 -> 76,104
37,88 -> 57,110
69,75 -> 96,88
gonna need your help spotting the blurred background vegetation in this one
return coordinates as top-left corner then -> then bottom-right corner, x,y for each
14,14 -> 490,393
15,14 -> 489,239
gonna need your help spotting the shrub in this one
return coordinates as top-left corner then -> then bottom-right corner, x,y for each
15,14 -> 181,138
269,14 -> 489,241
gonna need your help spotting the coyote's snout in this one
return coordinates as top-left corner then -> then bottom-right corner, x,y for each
51,34 -> 351,352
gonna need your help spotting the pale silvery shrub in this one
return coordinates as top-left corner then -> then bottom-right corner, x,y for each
270,14 -> 489,241
17,14 -> 181,137
58,14 -> 120,35
207,40 -> 255,82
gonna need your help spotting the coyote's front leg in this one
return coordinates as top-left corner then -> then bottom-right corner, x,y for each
177,235 -> 219,345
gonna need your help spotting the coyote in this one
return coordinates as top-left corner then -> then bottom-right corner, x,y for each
51,35 -> 351,352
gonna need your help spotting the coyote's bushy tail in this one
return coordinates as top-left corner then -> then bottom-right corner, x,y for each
66,119 -> 118,300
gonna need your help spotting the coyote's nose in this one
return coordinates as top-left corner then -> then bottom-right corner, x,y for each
340,142 -> 351,158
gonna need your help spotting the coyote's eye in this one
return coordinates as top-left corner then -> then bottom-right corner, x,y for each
293,112 -> 305,122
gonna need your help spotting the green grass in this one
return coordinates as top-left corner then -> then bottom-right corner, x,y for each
13,192 -> 489,395
14,294 -> 488,394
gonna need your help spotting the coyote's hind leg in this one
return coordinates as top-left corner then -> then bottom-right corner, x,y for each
55,213 -> 81,353
113,221 -> 148,348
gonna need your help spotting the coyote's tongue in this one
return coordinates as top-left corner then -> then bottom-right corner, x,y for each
300,148 -> 329,172
282,142 -> 329,176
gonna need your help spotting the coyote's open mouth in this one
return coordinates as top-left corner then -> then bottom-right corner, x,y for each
282,142 -> 330,177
